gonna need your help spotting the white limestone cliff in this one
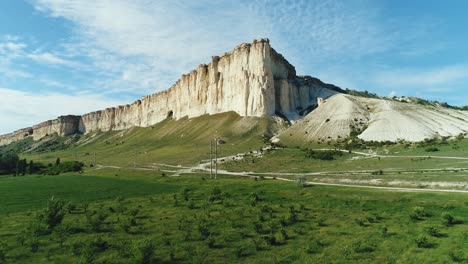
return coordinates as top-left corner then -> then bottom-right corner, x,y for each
0,39 -> 336,146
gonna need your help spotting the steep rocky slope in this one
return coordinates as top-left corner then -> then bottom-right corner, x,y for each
282,94 -> 468,143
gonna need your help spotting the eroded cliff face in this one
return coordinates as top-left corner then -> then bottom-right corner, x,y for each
0,116 -> 81,146
0,39 -> 337,146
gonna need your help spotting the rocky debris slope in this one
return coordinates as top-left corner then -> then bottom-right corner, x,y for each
355,96 -> 468,142
283,94 -> 468,143
0,39 -> 337,146
281,94 -> 370,143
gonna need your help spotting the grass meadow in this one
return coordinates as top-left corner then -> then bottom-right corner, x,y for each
0,169 -> 466,263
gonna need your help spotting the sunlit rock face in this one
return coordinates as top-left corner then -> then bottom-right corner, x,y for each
0,39 -> 337,145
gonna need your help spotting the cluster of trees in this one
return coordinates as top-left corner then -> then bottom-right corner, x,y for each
45,158 -> 85,175
0,153 -> 20,175
304,149 -> 343,160
0,154 -> 49,176
0,154 -> 84,176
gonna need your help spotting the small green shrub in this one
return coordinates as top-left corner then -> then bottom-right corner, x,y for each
79,243 -> 96,264
415,235 -> 431,248
352,241 -> 376,253
249,192 -> 260,207
304,149 -> 342,160
427,226 -> 442,237
441,212 -> 455,226
235,244 -> 251,258
425,147 -> 439,152
39,196 -> 66,229
0,243 -> 6,263
132,239 -> 155,264
30,237 -> 40,253
86,210 -> 108,232
449,249 -> 465,262
410,206 -> 427,221
209,186 -> 223,202
306,240 -> 323,254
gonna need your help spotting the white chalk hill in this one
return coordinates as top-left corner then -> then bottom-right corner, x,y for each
283,94 -> 468,142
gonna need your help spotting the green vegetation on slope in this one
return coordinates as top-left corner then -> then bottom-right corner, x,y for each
11,112 -> 278,167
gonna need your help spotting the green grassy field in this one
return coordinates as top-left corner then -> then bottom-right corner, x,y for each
0,169 -> 466,263
219,147 -> 468,189
1,113 -> 468,263
0,173 -> 178,214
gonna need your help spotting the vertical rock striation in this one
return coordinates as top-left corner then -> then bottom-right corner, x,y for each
0,39 -> 338,146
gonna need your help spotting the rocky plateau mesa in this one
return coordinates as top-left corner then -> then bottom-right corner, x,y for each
1,38 -> 468,146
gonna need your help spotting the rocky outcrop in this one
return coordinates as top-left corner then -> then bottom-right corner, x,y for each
0,115 -> 81,146
0,39 -> 337,146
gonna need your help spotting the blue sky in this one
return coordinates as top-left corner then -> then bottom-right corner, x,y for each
1,0 -> 468,134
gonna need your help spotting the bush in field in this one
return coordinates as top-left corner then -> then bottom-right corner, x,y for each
352,240 -> 376,253
45,161 -> 84,175
235,244 -> 251,258
415,234 -> 431,248
27,219 -> 50,237
66,202 -> 77,214
132,239 -> 156,264
410,206 -> 427,221
0,243 -> 6,263
304,149 -> 342,160
249,192 -> 260,207
425,147 -> 439,152
39,196 -> 66,229
54,224 -> 70,247
441,212 -> 455,226
449,249 -> 465,263
181,187 -> 190,201
79,243 -> 96,264
209,186 -> 223,202
30,238 -> 40,253
427,226 -> 442,237
306,240 -> 324,254
86,210 -> 108,232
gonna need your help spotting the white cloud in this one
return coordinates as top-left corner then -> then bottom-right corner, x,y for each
31,0 -> 407,94
0,88 -> 126,134
0,42 -> 27,53
27,52 -> 77,67
375,65 -> 468,87
32,0 -> 266,93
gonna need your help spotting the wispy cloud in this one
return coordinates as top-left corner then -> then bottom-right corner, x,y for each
0,87 -> 126,134
32,0 -> 267,93
31,0 -> 411,94
27,52 -> 77,67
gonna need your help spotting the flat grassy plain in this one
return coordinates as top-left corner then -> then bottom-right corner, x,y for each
0,169 -> 467,263
219,147 -> 468,189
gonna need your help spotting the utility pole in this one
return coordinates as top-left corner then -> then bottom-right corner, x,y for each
134,146 -> 137,169
210,140 -> 213,178
93,143 -> 96,166
215,137 -> 218,180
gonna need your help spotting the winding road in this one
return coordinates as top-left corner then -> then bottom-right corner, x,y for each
95,147 -> 468,194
